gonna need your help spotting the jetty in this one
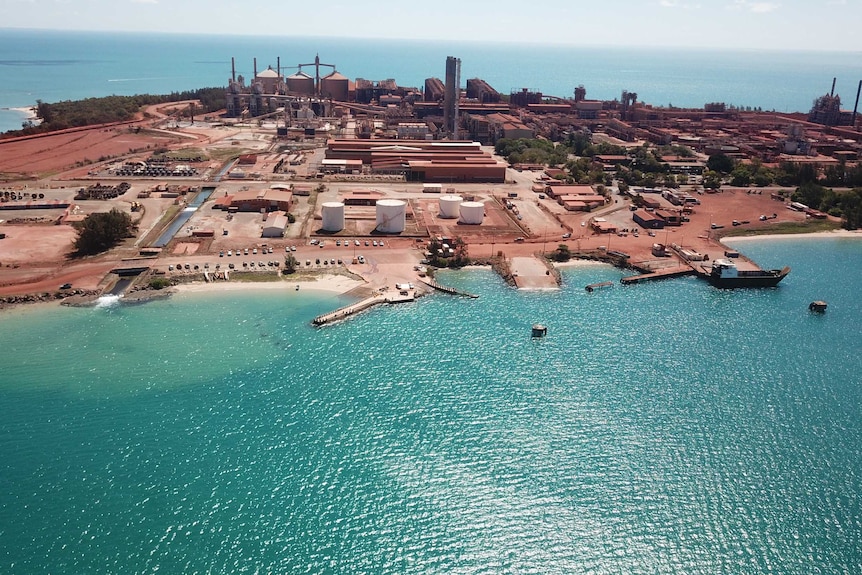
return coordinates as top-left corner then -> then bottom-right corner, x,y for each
620,266 -> 697,285
585,281 -> 614,292
312,289 -> 418,326
419,279 -> 479,298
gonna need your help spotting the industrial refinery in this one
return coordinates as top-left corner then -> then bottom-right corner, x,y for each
221,53 -> 862,186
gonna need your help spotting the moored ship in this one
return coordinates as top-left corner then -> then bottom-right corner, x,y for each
705,258 -> 790,288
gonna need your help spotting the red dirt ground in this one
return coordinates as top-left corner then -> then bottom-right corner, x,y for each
0,126 -> 189,180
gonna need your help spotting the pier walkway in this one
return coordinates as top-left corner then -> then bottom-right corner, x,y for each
620,266 -> 697,285
311,289 -> 418,326
419,279 -> 479,298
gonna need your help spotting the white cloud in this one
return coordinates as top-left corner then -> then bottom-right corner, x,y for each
659,0 -> 699,8
729,0 -> 779,12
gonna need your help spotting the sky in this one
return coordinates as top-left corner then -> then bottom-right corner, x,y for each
2,0 -> 861,52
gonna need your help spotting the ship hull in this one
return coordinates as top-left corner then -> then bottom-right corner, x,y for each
706,267 -> 790,288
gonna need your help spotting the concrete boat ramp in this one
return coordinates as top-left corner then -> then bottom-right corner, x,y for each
510,257 -> 560,289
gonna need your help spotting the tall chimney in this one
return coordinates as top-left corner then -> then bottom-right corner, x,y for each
277,57 -> 281,78
853,79 -> 862,128
254,58 -> 258,79
231,57 -> 236,82
831,77 -> 836,96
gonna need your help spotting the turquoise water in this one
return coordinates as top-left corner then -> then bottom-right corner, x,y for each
1,238 -> 861,573
2,29 -> 862,131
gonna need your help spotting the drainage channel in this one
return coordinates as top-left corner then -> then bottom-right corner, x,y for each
152,187 -> 215,248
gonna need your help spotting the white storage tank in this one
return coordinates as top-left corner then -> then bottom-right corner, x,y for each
459,201 -> 485,225
438,195 -> 462,219
321,202 -> 345,232
376,199 -> 406,233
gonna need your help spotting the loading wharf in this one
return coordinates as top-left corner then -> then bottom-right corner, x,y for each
620,265 -> 698,285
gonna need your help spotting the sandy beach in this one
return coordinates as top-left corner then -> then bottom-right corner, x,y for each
721,229 -> 862,243
172,273 -> 366,296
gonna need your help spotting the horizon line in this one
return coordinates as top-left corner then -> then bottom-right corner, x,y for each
2,26 -> 862,55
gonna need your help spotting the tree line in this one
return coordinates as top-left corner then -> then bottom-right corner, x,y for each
5,87 -> 226,137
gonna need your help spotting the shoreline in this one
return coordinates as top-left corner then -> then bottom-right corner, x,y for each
720,229 -> 862,243
171,274 -> 365,296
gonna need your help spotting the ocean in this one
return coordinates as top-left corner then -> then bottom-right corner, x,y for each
2,28 -> 862,132
1,237 -> 861,574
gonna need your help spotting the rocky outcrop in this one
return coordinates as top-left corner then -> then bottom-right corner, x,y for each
0,289 -> 101,309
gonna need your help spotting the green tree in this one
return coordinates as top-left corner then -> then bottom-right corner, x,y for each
707,153 -> 734,174
283,253 -> 299,274
148,277 -> 172,290
702,170 -> 722,190
549,244 -> 571,262
73,208 -> 135,256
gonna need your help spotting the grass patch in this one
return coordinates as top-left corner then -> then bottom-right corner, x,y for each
208,149 -> 249,162
718,219 -> 841,238
152,147 -> 207,162
228,271 -> 283,282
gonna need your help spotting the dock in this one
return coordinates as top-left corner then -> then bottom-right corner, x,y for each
585,281 -> 614,292
620,266 -> 697,285
419,279 -> 479,298
312,289 -> 418,326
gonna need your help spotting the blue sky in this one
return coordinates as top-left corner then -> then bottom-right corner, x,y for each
2,0 -> 861,51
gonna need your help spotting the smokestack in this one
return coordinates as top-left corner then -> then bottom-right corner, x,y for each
853,79 -> 862,128
831,77 -> 836,96
254,58 -> 258,79
277,57 -> 280,78
231,57 -> 236,82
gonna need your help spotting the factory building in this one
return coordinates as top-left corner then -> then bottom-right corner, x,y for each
219,189 -> 294,213
485,113 -> 534,142
424,77 -> 445,102
355,78 -> 399,104
510,89 -> 544,108
262,211 -> 289,237
324,139 -> 506,183
255,66 -> 281,94
320,71 -> 349,102
286,71 -> 315,96
466,78 -> 501,103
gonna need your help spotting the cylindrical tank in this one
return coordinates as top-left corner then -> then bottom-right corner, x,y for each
376,199 -> 406,233
459,201 -> 485,224
321,202 -> 345,232
286,71 -> 314,96
438,195 -> 462,219
320,71 -> 349,102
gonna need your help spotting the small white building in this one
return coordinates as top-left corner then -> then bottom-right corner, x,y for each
262,211 -> 289,238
